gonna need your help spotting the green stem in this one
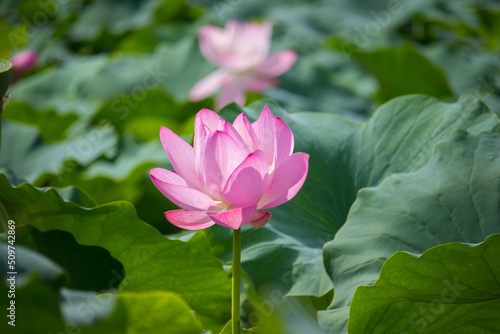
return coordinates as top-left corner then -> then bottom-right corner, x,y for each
0,105 -> 2,154
232,228 -> 241,334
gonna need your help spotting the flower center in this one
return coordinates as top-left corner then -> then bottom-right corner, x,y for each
215,201 -> 230,210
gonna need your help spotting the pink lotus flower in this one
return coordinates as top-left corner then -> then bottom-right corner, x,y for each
10,50 -> 39,83
150,106 -> 309,230
189,21 -> 297,110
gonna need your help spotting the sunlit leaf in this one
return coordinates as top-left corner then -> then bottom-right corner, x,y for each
321,131 -> 500,333
348,233 -> 500,334
0,174 -> 231,331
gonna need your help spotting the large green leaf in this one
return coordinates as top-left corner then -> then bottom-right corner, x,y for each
0,275 -> 202,333
39,135 -> 180,233
67,0 -> 187,41
45,136 -> 169,204
154,37 -> 214,102
0,274 -> 115,334
349,44 -> 453,102
11,36 -> 211,120
0,247 -> 125,334
0,243 -> 68,287
320,131 -> 500,333
90,87 -> 207,141
0,120 -> 118,183
0,174 -> 231,331
420,39 -> 500,114
10,56 -> 112,118
0,242 -> 201,333
10,52 -> 171,119
2,101 -> 78,142
215,95 -> 499,298
18,227 -> 124,291
348,233 -> 500,334
118,291 -> 202,334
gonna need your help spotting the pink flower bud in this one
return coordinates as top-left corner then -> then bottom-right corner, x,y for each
10,50 -> 39,83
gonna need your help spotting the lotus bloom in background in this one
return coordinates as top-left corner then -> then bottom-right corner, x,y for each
189,21 -> 297,110
10,50 -> 38,83
150,106 -> 309,230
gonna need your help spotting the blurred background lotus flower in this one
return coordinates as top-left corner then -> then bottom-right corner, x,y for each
10,50 -> 39,83
150,106 -> 309,230
189,21 -> 297,110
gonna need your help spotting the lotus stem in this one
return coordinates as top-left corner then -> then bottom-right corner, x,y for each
232,228 -> 241,334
